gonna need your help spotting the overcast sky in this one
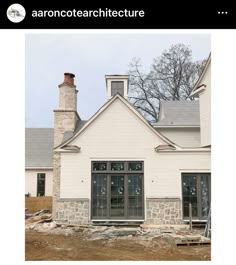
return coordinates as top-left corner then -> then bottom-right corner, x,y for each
25,33 -> 210,127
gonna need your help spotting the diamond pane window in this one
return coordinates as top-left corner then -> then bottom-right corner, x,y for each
111,162 -> 124,171
93,162 -> 107,171
128,162 -> 142,171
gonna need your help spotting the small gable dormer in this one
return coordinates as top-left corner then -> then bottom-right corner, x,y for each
105,75 -> 129,100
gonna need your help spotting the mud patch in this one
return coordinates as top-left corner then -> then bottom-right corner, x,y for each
25,230 -> 211,261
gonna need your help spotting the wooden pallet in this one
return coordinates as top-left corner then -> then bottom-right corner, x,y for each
176,240 -> 211,246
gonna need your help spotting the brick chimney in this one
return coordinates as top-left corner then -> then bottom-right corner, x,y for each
53,73 -> 80,147
63,72 -> 75,86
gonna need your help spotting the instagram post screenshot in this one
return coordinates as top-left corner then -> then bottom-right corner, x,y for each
0,1 -> 235,264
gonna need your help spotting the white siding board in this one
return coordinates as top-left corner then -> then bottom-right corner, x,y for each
158,128 -> 200,147
45,171 -> 53,196
199,62 -> 211,146
61,154 -> 89,198
25,170 -> 37,196
25,169 -> 53,197
146,152 -> 210,198
60,98 -> 210,201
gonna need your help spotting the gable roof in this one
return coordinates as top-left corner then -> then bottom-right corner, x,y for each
154,101 -> 200,127
56,94 -> 179,150
25,128 -> 54,168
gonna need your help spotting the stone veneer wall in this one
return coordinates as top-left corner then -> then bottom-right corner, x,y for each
55,199 -> 89,224
145,198 -> 182,225
53,110 -> 78,147
52,153 -> 60,221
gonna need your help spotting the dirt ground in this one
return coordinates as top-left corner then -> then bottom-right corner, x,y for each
25,230 -> 211,261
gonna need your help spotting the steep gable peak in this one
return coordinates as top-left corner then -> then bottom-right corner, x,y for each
56,94 -> 178,150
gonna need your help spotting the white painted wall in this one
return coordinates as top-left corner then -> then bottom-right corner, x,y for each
25,169 -> 53,196
60,98 -> 210,202
158,128 -> 200,147
199,61 -> 211,146
146,152 -> 210,198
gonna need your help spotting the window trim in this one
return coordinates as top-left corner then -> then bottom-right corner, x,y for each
181,172 -> 211,220
91,161 -> 144,220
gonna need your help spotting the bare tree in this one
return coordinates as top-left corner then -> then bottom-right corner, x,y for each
128,44 -> 206,122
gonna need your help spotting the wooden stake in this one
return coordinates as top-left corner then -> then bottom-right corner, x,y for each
189,203 -> 192,231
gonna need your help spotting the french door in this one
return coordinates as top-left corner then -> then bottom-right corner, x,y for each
91,161 -> 144,220
182,173 -> 211,220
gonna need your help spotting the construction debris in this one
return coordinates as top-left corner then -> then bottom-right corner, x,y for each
166,234 -> 210,246
25,210 -> 210,246
25,209 -> 52,228
32,209 -> 50,216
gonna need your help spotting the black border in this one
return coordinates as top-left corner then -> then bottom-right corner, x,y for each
1,1 -> 236,29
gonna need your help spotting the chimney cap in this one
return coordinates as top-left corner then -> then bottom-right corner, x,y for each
64,72 -> 75,78
59,72 -> 76,88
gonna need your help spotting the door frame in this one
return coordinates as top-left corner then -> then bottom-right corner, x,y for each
91,161 -> 144,220
181,172 -> 211,220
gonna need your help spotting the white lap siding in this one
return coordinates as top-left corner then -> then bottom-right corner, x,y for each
60,99 -> 210,202
157,128 -> 200,147
25,169 -> 53,196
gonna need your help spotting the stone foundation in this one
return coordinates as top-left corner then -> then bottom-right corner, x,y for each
52,153 -> 60,221
53,198 -> 182,225
145,198 -> 182,225
55,199 -> 89,224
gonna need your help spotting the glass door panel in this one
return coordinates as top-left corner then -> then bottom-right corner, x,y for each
92,174 -> 107,218
128,175 -> 143,218
110,175 -> 125,217
182,173 -> 211,220
200,175 -> 210,218
182,175 -> 198,217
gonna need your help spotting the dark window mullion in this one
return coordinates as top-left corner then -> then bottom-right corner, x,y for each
124,174 -> 128,219
124,161 -> 128,172
142,173 -> 144,219
196,174 -> 202,219
107,174 -> 111,218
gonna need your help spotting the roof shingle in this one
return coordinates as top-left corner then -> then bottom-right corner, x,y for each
25,128 -> 54,168
155,101 -> 200,126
